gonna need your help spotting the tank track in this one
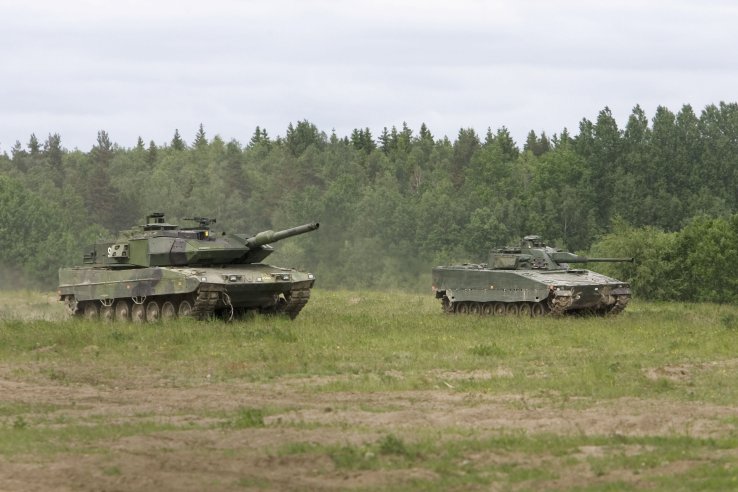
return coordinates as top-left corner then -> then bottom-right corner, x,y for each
191,285 -> 227,319
441,294 -> 630,317
281,287 -> 311,320
444,300 -> 548,317
607,295 -> 630,316
548,295 -> 572,316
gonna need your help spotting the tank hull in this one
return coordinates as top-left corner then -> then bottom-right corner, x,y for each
432,265 -> 631,316
58,264 -> 316,321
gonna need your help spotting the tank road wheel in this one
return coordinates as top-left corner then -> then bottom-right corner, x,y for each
114,300 -> 131,321
131,303 -> 146,323
83,302 -> 99,320
469,302 -> 482,315
441,296 -> 454,314
145,301 -> 161,323
64,296 -> 80,316
493,303 -> 506,316
505,303 -> 519,316
518,303 -> 532,317
457,302 -> 470,315
178,299 -> 193,317
161,301 -> 177,320
531,302 -> 545,317
100,305 -> 114,322
482,303 -> 494,316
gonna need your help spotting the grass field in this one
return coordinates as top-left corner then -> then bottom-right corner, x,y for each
1,289 -> 738,490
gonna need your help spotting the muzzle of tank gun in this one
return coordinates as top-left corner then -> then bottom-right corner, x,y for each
245,222 -> 320,248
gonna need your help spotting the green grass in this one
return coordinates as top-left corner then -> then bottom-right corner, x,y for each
0,421 -> 182,455
273,433 -> 738,491
2,289 -> 738,490
4,291 -> 734,401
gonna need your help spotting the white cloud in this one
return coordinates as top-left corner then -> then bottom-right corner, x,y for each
1,0 -> 738,151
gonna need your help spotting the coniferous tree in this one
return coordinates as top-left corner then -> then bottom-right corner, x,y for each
146,140 -> 158,166
10,141 -> 26,173
418,123 -> 433,143
378,127 -> 391,153
490,127 -> 519,162
557,128 -> 573,147
194,123 -> 208,148
524,130 -> 538,153
523,130 -> 550,156
285,120 -> 325,157
28,134 -> 40,155
43,133 -> 64,188
397,122 -> 413,153
171,129 -> 186,150
616,105 -> 651,225
450,128 -> 479,189
248,126 -> 264,147
86,130 -> 124,231
350,128 -> 376,154
4,106 -> 738,296
590,107 -> 622,224
92,130 -> 113,166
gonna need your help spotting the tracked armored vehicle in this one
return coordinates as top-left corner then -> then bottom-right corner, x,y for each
58,213 -> 319,321
432,235 -> 633,316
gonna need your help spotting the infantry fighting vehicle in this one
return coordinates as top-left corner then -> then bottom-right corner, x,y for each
58,213 -> 319,321
432,235 -> 633,316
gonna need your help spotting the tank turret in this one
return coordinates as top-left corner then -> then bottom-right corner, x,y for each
85,213 -> 319,268
59,213 -> 320,322
489,235 -> 633,270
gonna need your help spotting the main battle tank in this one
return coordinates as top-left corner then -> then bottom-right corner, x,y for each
58,213 -> 319,321
432,235 -> 633,316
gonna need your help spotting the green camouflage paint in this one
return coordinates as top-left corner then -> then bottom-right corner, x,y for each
58,213 -> 319,321
432,235 -> 633,316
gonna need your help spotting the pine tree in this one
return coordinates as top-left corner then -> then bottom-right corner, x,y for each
524,130 -> 538,153
92,130 -> 113,167
450,128 -> 480,189
147,140 -> 158,166
419,123 -> 433,143
589,107 -> 622,223
43,133 -> 64,187
378,127 -> 390,153
489,127 -> 519,162
87,130 -> 122,230
350,128 -> 376,153
285,120 -> 325,157
28,134 -> 40,155
171,129 -> 186,150
249,126 -> 263,147
11,141 -> 26,173
194,123 -> 207,148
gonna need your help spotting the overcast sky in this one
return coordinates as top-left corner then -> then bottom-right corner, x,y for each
2,0 -> 737,152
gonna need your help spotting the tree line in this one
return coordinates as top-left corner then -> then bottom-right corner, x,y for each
1,103 -> 737,301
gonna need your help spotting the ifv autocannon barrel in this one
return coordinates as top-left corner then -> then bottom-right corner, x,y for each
550,251 -> 634,264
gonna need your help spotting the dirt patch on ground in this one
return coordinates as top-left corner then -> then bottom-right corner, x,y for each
2,367 -> 738,491
644,358 -> 738,384
3,372 -> 734,439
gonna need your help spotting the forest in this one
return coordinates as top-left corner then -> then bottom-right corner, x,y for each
1,103 -> 737,302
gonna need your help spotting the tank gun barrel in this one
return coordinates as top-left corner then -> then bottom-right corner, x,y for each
572,257 -> 634,263
550,251 -> 634,264
245,222 -> 319,248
